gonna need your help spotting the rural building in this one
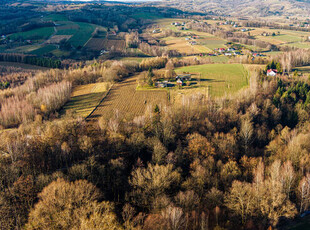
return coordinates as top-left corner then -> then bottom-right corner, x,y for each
152,29 -> 160,33
219,48 -> 226,53
227,48 -> 235,51
155,81 -> 168,88
252,53 -> 261,57
241,28 -> 247,32
267,69 -> 278,77
100,50 -> 109,55
234,51 -> 241,55
225,53 -> 232,56
176,79 -> 183,86
189,41 -> 197,45
176,74 -> 191,81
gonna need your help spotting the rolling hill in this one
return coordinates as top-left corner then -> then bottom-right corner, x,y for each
161,0 -> 310,17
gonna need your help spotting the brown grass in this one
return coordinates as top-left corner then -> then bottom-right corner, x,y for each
88,75 -> 167,120
85,38 -> 126,51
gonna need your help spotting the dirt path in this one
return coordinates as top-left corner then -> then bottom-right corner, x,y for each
87,75 -> 167,121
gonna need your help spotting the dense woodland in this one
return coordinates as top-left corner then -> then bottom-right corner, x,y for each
0,54 -> 310,229
2,1 -> 310,229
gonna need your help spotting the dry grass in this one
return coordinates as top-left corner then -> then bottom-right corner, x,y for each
163,37 -> 211,54
62,82 -> 110,118
46,35 -> 72,44
85,38 -> 126,51
88,76 -> 167,120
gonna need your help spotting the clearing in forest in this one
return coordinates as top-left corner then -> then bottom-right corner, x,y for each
61,82 -> 109,118
174,64 -> 248,97
88,76 -> 167,120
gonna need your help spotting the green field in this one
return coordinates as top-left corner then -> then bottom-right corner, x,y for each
9,27 -> 55,42
61,83 -> 109,117
67,22 -> 97,48
30,45 -> 57,55
175,64 -> 248,97
201,39 -> 227,50
295,66 -> 310,74
209,55 -> 229,63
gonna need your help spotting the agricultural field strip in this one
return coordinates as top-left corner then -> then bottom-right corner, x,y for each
88,75 -> 167,120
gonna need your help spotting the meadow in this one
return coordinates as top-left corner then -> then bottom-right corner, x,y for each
67,22 -> 98,48
174,63 -> 248,97
30,45 -> 57,56
9,27 -> 55,42
89,76 -> 167,120
61,82 -> 109,118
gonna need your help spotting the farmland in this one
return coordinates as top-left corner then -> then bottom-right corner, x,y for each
8,27 -> 55,42
67,22 -> 98,48
30,45 -> 57,56
174,64 -> 248,97
88,75 -> 167,120
0,61 -> 48,71
85,38 -> 126,51
61,82 -> 110,118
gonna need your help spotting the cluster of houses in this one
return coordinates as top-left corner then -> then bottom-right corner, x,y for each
155,74 -> 192,88
171,21 -> 188,30
171,22 -> 186,27
216,47 -> 241,56
185,34 -> 200,45
252,53 -> 266,57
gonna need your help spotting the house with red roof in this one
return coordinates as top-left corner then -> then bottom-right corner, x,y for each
267,69 -> 278,77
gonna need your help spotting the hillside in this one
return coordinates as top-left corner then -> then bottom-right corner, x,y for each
162,0 -> 310,17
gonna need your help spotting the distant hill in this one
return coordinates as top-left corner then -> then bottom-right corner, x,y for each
161,0 -> 310,17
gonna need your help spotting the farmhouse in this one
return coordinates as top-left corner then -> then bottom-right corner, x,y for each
152,29 -> 160,34
176,79 -> 183,86
225,53 -> 232,56
189,41 -> 197,45
100,50 -> 109,55
267,69 -> 278,77
176,74 -> 191,81
219,48 -> 226,53
155,81 -> 168,88
227,48 -> 235,51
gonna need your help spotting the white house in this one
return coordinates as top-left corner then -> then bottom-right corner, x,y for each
267,69 -> 278,77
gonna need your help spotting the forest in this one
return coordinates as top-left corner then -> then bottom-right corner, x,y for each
2,0 -> 310,229
0,55 -> 310,229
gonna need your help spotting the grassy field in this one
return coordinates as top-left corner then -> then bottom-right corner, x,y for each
200,38 -> 227,50
295,66 -> 310,75
67,22 -> 97,48
209,56 -> 230,63
61,82 -> 109,117
9,27 -> 55,42
174,64 -> 248,97
30,45 -> 57,55
88,76 -> 167,120
0,61 -> 48,70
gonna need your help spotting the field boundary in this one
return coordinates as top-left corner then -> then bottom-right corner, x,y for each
85,83 -> 114,120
